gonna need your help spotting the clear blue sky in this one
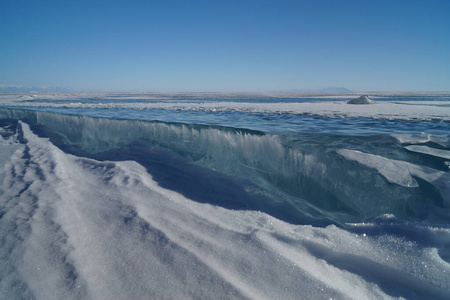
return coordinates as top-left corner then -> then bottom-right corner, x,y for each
1,0 -> 449,92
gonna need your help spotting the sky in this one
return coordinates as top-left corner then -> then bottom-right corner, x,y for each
1,0 -> 449,92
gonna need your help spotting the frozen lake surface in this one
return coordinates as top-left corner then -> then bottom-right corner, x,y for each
1,92 -> 449,299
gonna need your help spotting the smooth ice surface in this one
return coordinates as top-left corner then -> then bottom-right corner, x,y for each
1,121 -> 449,300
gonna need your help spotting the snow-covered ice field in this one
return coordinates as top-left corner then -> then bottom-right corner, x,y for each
1,93 -> 449,299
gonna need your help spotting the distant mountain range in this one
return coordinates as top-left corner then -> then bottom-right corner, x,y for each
0,84 -> 352,94
270,87 -> 352,93
0,85 -> 72,93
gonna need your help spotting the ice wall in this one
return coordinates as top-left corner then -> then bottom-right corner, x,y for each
1,109 -> 448,226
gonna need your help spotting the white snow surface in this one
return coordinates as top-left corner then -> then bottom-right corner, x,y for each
1,121 -> 450,299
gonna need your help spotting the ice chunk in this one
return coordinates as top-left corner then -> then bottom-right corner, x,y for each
347,95 -> 374,104
337,149 -> 450,205
405,145 -> 450,160
336,149 -> 418,187
392,133 -> 431,144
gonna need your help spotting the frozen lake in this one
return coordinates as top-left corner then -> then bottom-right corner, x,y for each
1,92 -> 449,299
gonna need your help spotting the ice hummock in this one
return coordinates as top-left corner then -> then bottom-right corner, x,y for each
347,95 -> 374,104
